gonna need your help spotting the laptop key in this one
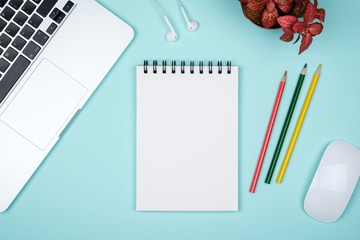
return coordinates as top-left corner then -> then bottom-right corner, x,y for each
12,36 -> 26,50
54,11 -> 65,24
46,22 -> 57,35
5,23 -> 20,37
23,40 -> 40,59
63,1 -> 74,13
0,48 -> 3,55
28,13 -> 43,28
1,6 -> 15,21
0,18 -> 7,32
9,0 -> 24,10
4,47 -> 18,61
14,11 -> 28,26
0,55 -> 30,104
36,0 -> 58,18
32,0 -> 40,3
33,30 -> 48,46
0,33 -> 11,48
0,0 -> 8,8
50,8 -> 66,24
49,7 -> 59,19
20,25 -> 35,39
21,1 -> 36,15
0,58 -> 10,72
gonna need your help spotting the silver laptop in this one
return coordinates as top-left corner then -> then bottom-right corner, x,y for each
0,0 -> 134,212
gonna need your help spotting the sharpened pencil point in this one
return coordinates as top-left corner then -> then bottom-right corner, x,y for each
282,71 -> 287,82
315,64 -> 322,75
301,64 -> 307,75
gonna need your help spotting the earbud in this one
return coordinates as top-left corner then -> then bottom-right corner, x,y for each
177,0 -> 199,31
152,0 -> 179,42
164,16 -> 178,42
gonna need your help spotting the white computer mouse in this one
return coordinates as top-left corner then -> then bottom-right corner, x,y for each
304,141 -> 360,222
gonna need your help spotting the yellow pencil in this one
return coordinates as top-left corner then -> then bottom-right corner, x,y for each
277,64 -> 322,183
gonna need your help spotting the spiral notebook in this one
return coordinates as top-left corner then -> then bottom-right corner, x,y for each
136,61 -> 238,211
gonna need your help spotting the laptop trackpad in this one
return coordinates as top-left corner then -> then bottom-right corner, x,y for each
0,59 -> 87,150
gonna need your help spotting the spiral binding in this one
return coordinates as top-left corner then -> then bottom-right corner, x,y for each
143,61 -> 232,74
171,60 -> 176,73
199,61 -> 204,74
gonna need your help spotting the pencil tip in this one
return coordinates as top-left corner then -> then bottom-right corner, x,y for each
315,64 -> 322,75
282,71 -> 287,82
301,64 -> 307,75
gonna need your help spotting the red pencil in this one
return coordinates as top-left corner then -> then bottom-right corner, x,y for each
250,71 -> 287,193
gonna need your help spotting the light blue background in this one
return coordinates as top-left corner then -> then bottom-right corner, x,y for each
1,0 -> 360,239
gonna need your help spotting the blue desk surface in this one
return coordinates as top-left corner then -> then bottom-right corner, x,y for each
1,0 -> 360,239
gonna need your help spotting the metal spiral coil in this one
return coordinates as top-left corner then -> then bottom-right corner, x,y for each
181,61 -> 186,73
171,60 -> 176,73
199,61 -> 204,74
190,61 -> 194,74
143,61 -> 232,74
153,60 -> 157,73
162,60 -> 166,73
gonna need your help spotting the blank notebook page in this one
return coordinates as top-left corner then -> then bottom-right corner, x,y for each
136,64 -> 238,211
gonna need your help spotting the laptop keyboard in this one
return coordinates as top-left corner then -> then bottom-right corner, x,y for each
0,0 -> 75,105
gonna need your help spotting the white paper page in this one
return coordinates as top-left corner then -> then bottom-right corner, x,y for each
136,65 -> 238,211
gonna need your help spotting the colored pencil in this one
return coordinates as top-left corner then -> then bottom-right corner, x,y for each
277,64 -> 322,183
265,64 -> 307,184
250,71 -> 287,193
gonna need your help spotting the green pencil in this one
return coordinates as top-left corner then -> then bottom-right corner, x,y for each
265,64 -> 307,184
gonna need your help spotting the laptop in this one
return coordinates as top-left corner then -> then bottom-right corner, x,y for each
0,0 -> 134,212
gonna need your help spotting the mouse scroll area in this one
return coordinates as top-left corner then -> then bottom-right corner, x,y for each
304,141 -> 360,222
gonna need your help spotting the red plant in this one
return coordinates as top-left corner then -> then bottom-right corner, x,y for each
239,0 -> 325,54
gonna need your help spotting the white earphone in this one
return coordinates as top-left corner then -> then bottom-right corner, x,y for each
152,0 -> 178,42
152,0 -> 199,42
163,15 -> 178,42
176,0 -> 199,32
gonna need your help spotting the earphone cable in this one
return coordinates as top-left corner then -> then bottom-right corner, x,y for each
151,0 -> 166,16
176,0 -> 183,8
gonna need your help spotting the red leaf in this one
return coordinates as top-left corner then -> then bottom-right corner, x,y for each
283,27 -> 294,34
277,15 -> 298,28
304,3 -> 316,24
308,22 -> 323,36
316,8 -> 325,22
293,34 -> 301,44
262,0 -> 279,28
274,0 -> 292,4
314,0 -> 318,7
247,0 -> 267,12
280,33 -> 294,42
292,22 -> 307,33
277,3 -> 293,13
302,0 -> 310,6
267,0 -> 276,11
245,7 -> 262,24
292,1 -> 307,18
274,0 -> 293,12
299,33 -> 313,55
